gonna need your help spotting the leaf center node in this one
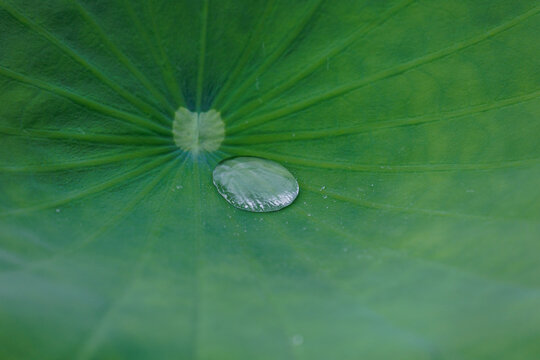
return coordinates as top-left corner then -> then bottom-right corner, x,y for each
172,107 -> 225,154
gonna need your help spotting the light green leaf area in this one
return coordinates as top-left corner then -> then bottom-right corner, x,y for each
1,0 -> 539,359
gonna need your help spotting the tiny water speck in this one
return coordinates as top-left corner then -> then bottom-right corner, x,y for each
212,157 -> 299,212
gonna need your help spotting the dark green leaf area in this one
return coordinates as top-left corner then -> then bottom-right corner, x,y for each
0,0 -> 539,359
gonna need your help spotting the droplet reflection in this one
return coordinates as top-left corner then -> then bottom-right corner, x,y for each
212,157 -> 299,212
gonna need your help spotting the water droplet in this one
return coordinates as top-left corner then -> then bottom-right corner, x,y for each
213,157 -> 299,212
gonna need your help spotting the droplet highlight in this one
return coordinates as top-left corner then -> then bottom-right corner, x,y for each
212,157 -> 299,212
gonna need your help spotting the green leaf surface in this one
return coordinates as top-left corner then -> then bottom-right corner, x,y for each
1,0 -> 539,358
